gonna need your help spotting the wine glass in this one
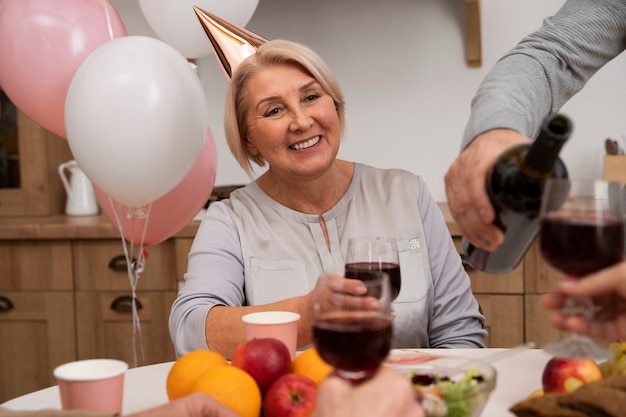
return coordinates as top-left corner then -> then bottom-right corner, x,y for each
539,178 -> 625,359
312,272 -> 394,384
345,237 -> 401,300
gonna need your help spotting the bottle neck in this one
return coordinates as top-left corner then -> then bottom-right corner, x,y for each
524,114 -> 571,173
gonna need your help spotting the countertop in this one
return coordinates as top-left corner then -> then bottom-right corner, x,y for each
0,203 -> 458,240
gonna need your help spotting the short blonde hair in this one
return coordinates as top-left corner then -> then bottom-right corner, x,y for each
224,39 -> 346,177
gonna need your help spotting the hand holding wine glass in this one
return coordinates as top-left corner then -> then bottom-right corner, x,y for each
539,178 -> 624,359
312,273 -> 394,384
345,237 -> 401,300
542,260 -> 626,341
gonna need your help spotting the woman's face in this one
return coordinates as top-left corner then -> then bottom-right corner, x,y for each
243,63 -> 341,181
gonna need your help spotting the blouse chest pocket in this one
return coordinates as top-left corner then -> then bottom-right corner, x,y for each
395,238 -> 429,303
247,258 -> 311,305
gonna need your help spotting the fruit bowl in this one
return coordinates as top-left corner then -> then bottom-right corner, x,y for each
385,350 -> 497,417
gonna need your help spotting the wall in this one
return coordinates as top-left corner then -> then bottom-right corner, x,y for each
111,0 -> 626,202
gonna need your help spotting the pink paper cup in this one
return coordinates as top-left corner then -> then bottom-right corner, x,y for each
242,311 -> 300,359
53,359 -> 128,413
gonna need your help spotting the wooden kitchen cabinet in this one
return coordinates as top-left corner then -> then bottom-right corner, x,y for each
0,291 -> 76,403
73,238 -> 178,365
452,235 -> 525,347
0,106 -> 72,217
75,291 -> 177,365
0,240 -> 76,402
73,239 -> 177,291
0,216 -> 197,403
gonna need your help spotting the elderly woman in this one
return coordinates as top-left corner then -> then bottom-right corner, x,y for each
169,39 -> 486,358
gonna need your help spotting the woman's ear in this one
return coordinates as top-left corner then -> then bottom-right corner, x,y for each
244,137 -> 259,156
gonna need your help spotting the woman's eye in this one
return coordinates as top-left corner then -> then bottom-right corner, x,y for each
264,107 -> 281,117
304,94 -> 320,102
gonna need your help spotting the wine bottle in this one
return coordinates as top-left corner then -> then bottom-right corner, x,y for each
462,113 -> 572,274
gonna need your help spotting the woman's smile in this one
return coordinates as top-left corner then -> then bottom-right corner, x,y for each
290,135 -> 321,150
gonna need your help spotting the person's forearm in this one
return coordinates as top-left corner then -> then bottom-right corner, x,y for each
462,55 -> 551,149
205,294 -> 314,359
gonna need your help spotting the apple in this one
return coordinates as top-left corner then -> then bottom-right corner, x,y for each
541,356 -> 603,393
263,373 -> 318,417
231,338 -> 293,394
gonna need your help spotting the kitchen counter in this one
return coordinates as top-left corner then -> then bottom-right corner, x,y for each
0,214 -> 199,240
0,203 -> 460,241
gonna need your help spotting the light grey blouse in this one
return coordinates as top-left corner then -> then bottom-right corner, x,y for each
169,163 -> 486,356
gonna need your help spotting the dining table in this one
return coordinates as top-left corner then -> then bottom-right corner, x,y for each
1,348 -> 552,417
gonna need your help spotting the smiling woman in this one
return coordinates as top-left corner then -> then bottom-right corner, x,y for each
168,38 -> 486,360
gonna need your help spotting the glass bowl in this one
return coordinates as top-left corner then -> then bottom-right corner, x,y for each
384,350 -> 497,417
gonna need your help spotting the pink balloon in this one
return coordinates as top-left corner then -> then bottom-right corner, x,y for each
96,128 -> 217,246
0,0 -> 126,138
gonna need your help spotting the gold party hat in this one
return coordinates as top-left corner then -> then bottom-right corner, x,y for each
193,6 -> 267,81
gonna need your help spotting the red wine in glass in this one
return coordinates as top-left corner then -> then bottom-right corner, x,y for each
540,214 -> 624,277
312,273 -> 393,384
538,178 -> 625,359
345,237 -> 401,300
313,311 -> 392,383
345,262 -> 401,300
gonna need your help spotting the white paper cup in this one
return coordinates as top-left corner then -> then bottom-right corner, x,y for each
53,359 -> 128,413
242,311 -> 300,359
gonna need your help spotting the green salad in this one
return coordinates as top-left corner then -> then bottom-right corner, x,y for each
409,368 -> 487,417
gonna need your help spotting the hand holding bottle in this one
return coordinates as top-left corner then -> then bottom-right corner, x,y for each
460,113 -> 572,275
445,129 -> 531,251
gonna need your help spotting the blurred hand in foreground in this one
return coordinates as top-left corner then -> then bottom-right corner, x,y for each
542,261 -> 626,341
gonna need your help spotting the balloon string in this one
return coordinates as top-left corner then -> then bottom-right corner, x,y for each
107,196 -> 148,368
128,204 -> 151,368
102,0 -> 114,40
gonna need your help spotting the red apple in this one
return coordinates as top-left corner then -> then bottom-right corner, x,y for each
542,356 -> 603,393
231,338 -> 293,394
263,373 -> 318,417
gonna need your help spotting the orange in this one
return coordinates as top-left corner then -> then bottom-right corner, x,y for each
190,365 -> 262,417
293,347 -> 333,384
166,349 -> 228,400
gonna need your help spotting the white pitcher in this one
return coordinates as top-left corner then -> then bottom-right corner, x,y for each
58,160 -> 99,216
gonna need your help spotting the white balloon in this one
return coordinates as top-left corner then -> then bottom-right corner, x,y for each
65,36 -> 208,208
138,0 -> 259,59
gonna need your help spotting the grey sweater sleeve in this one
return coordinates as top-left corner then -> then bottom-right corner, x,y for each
462,0 -> 626,148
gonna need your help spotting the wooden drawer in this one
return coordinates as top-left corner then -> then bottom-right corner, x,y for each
73,240 -> 177,291
524,241 -> 562,293
452,237 -> 524,294
0,240 -> 73,290
75,290 -> 177,366
0,291 -> 76,402
474,294 -> 524,348
524,295 -> 611,349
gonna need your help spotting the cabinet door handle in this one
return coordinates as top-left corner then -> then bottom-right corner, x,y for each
460,253 -> 475,272
108,255 -> 137,272
110,296 -> 143,313
0,296 -> 14,313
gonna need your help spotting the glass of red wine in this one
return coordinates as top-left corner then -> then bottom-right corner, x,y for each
539,178 -> 625,359
345,237 -> 401,300
312,272 -> 394,384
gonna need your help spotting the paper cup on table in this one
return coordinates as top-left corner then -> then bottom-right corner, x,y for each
242,311 -> 300,359
53,359 -> 128,413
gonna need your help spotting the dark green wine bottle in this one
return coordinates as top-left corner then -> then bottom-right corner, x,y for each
462,113 -> 572,274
